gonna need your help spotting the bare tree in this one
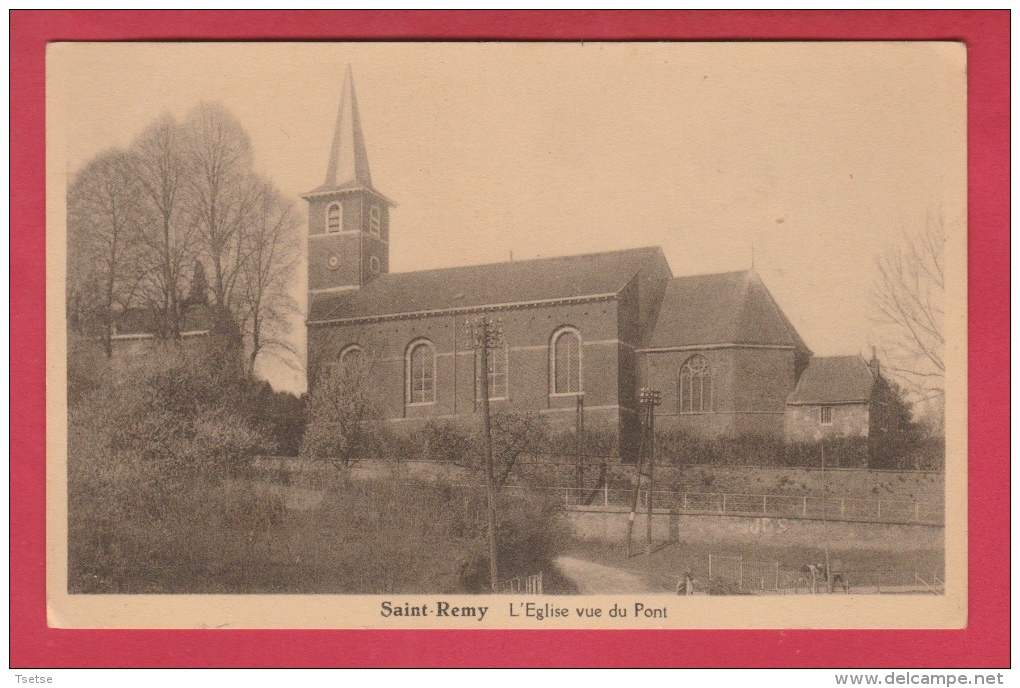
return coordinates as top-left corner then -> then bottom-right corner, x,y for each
131,114 -> 197,341
183,102 -> 256,313
180,103 -> 302,374
237,177 -> 301,376
70,103 -> 301,380
66,149 -> 147,356
872,211 -> 947,405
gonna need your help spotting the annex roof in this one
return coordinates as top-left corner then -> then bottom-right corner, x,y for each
787,355 -> 876,405
641,270 -> 811,351
308,246 -> 664,323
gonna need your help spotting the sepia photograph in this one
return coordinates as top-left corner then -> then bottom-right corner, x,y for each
46,41 -> 967,629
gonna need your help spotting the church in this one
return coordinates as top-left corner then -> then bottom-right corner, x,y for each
305,69 -> 850,455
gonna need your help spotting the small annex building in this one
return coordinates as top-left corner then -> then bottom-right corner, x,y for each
784,353 -> 889,444
305,69 -> 870,456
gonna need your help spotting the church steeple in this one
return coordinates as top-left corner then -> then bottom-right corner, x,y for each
324,65 -> 372,189
304,67 -> 394,296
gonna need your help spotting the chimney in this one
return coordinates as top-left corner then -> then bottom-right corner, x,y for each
868,346 -> 880,379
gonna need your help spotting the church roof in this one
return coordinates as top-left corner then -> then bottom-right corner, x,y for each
642,270 -> 811,351
787,355 -> 875,405
308,246 -> 663,323
303,66 -> 384,199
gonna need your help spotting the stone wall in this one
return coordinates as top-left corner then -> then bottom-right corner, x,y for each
786,403 -> 869,443
565,507 -> 944,551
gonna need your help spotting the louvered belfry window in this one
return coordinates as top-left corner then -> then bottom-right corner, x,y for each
327,203 -> 342,233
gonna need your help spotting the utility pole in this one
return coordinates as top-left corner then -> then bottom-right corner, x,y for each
639,388 -> 662,556
575,393 -> 585,493
466,315 -> 503,592
820,439 -> 831,590
625,416 -> 644,559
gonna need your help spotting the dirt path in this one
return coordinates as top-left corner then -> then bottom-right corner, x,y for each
554,556 -> 654,594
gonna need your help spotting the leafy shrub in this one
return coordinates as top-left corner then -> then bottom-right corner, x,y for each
68,345 -> 283,592
417,420 -> 480,465
460,489 -> 571,592
301,362 -> 374,467
68,410 -> 286,593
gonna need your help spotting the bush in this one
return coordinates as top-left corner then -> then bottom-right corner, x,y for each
68,405 -> 286,592
67,345 -> 283,592
459,489 -> 571,592
301,362 -> 375,467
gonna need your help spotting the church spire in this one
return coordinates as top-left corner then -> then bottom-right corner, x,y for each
324,66 -> 371,189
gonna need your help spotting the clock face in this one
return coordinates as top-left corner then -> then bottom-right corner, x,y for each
327,254 -> 341,270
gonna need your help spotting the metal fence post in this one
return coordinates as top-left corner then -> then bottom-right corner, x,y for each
722,493 -> 727,513
604,481 -> 608,509
763,494 -> 768,514
802,496 -> 807,516
840,498 -> 845,519
877,501 -> 882,519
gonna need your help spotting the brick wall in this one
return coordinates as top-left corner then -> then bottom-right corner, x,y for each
639,346 -> 796,439
307,191 -> 390,290
308,298 -> 628,433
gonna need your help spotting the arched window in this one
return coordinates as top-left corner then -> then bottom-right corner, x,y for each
680,355 -> 712,413
327,202 -> 342,233
407,340 -> 436,405
551,328 -> 582,395
338,345 -> 365,374
369,205 -> 381,236
476,343 -> 508,401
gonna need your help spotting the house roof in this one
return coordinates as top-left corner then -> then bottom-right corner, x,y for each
307,246 -> 663,323
787,355 -> 875,405
115,305 -> 213,336
641,270 -> 811,351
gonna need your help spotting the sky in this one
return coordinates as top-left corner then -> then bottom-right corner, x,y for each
52,42 -> 966,395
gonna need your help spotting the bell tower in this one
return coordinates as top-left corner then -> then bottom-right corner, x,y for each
303,67 -> 394,297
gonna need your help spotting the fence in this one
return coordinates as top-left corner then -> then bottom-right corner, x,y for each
518,452 -> 945,475
496,572 -> 543,595
841,569 -> 944,594
704,556 -> 944,595
505,484 -> 943,525
707,554 -> 780,594
251,457 -> 943,524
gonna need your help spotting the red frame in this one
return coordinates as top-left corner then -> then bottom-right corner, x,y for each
11,11 -> 1008,668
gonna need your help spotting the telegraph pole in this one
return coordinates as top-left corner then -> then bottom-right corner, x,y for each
466,315 -> 502,592
575,392 -> 585,492
639,388 -> 662,556
820,439 -> 831,589
626,423 -> 644,559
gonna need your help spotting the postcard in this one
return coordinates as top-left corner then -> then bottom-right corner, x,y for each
46,41 -> 967,629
